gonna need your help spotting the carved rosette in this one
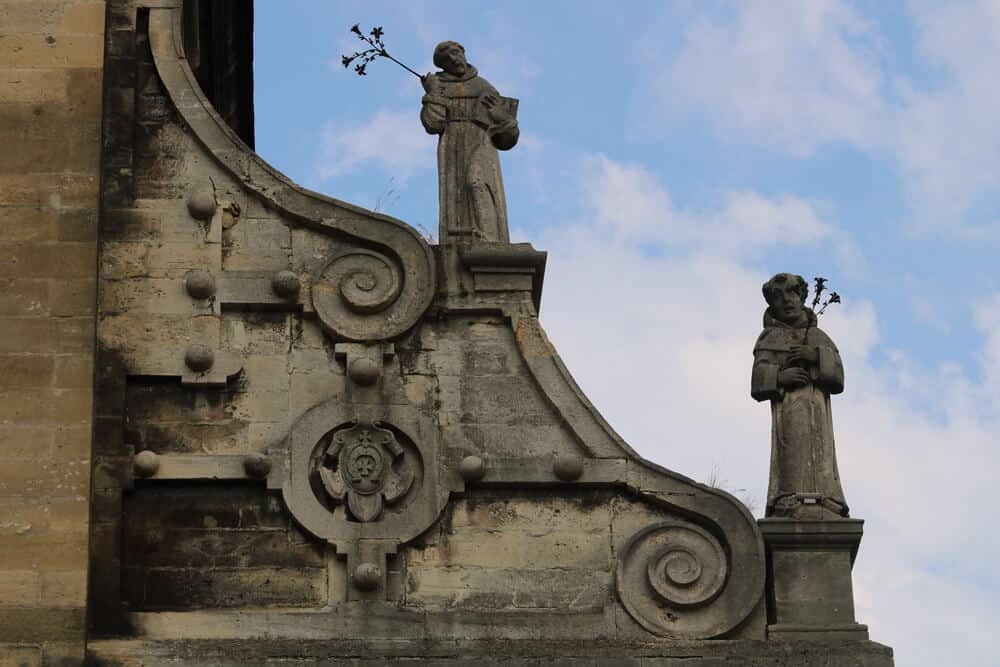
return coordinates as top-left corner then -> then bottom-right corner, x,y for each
318,422 -> 413,522
616,522 -> 730,638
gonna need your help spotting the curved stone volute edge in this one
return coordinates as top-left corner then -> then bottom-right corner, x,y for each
147,7 -> 435,341
510,309 -> 765,635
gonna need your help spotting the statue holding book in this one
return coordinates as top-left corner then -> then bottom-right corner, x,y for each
420,41 -> 520,242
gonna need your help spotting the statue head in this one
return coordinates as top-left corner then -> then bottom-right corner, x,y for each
433,41 -> 468,77
762,273 -> 808,324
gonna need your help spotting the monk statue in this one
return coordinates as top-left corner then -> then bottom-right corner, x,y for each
751,273 -> 849,519
420,41 -> 519,243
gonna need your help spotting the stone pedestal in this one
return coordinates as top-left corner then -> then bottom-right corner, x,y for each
759,518 -> 870,641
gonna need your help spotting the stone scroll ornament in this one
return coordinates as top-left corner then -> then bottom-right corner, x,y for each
341,26 -> 519,243
751,273 -> 847,519
311,249 -> 403,341
617,522 -> 730,638
318,422 -> 414,522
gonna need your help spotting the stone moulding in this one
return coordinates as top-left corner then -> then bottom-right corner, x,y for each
147,6 -> 435,342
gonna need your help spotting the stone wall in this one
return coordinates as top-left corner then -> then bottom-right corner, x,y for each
0,1 -> 105,664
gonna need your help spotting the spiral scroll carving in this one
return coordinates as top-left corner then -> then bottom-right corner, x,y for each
617,521 -> 730,639
312,249 -> 404,341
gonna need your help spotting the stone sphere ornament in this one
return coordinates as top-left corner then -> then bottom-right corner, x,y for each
184,344 -> 215,372
243,453 -> 271,479
184,270 -> 216,299
552,453 -> 584,481
186,189 -> 217,221
353,562 -> 381,592
271,270 -> 301,299
133,450 -> 160,478
348,357 -> 380,386
458,455 -> 486,482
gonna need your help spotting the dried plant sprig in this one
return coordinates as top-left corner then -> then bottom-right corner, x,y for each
811,277 -> 841,318
341,24 -> 421,79
816,292 -> 841,316
811,277 -> 827,312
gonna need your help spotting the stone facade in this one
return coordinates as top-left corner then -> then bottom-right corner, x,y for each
0,2 -> 894,665
0,1 -> 105,664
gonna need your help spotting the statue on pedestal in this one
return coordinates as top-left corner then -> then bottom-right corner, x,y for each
751,273 -> 849,519
420,41 -> 519,242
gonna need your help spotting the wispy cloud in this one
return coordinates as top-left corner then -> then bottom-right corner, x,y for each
580,154 -> 836,256
317,109 -> 435,182
657,0 -> 888,157
652,0 -> 1000,238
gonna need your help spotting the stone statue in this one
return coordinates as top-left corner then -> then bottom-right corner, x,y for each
751,273 -> 849,519
420,41 -> 519,243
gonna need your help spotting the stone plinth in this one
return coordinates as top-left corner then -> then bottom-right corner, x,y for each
759,518 -> 870,641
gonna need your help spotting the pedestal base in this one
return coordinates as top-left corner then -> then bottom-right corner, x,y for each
759,518 -> 869,641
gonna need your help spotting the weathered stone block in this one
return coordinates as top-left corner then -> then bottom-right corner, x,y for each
132,567 -> 326,610
0,242 -> 96,279
0,570 -> 41,607
223,313 -> 292,356
0,607 -> 84,643
408,526 -> 611,570
99,241 -> 149,278
0,173 -> 97,208
0,424 -> 54,460
0,210 -> 56,242
40,569 -> 88,608
49,278 -> 96,316
406,566 -> 611,610
0,354 -> 54,387
0,389 -> 56,423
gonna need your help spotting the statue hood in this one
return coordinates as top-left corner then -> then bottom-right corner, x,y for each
436,64 -> 479,82
762,307 -> 816,330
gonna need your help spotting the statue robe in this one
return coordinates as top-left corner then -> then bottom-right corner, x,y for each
751,309 -> 849,518
420,65 -> 518,242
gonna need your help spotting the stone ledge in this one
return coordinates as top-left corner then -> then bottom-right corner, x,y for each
758,517 -> 864,562
87,638 -> 894,666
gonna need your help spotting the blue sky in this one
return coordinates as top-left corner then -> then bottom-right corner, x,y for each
255,2 -> 1000,663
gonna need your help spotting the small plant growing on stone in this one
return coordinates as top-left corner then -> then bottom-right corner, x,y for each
341,24 -> 421,79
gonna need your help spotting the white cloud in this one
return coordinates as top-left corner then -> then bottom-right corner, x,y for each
658,0 -> 887,156
530,154 -> 999,666
654,0 -> 1000,237
894,0 -> 1000,236
318,109 -> 435,182
580,154 -> 835,255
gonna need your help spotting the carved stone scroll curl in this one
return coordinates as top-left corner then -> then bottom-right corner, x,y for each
147,8 -> 436,346
312,249 -> 405,340
617,521 -> 731,639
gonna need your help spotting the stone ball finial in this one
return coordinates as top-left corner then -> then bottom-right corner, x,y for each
458,455 -> 486,483
243,453 -> 272,479
348,357 -> 380,386
186,190 -> 217,221
185,270 -> 216,299
133,450 -> 160,478
184,344 -> 215,372
352,562 -> 381,592
272,270 -> 301,299
553,453 -> 584,481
